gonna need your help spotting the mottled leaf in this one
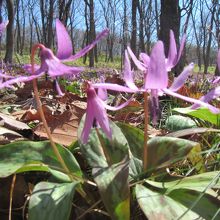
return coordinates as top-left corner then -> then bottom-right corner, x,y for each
0,141 -> 82,181
147,137 -> 199,172
135,184 -> 198,220
29,181 -> 78,220
174,107 -> 220,125
165,115 -> 197,131
93,159 -> 130,220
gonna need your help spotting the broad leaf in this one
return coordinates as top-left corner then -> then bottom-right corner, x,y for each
135,184 -> 198,220
174,107 -> 220,126
93,159 -> 130,220
165,115 -> 197,131
146,137 -> 200,172
0,141 -> 82,181
169,188 -> 220,219
146,171 -> 220,193
29,181 -> 78,220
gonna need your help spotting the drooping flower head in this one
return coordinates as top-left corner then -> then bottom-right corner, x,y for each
2,19 -> 109,93
81,81 -> 134,144
125,31 -> 220,123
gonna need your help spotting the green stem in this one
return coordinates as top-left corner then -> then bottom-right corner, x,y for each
143,92 -> 148,171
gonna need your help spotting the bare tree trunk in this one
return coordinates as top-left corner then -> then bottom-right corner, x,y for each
131,0 -> 138,56
138,0 -> 145,52
84,0 -> 96,67
5,0 -> 14,63
47,0 -> 54,48
159,0 -> 180,56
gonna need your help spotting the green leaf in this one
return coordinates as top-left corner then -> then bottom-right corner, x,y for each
117,122 -> 144,160
187,144 -> 205,173
93,158 -> 130,220
0,141 -> 82,181
78,117 -> 129,167
168,188 -> 220,219
116,122 -> 144,179
165,115 -> 197,131
29,181 -> 78,220
146,171 -> 220,193
174,107 -> 220,125
146,137 -> 200,172
135,184 -> 198,220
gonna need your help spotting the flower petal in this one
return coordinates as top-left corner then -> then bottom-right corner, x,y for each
145,41 -> 167,89
65,29 -> 109,61
92,83 -> 137,93
97,76 -> 107,101
94,97 -> 112,140
124,50 -> 139,90
55,79 -> 64,96
46,59 -> 84,77
166,30 -> 177,70
127,47 -> 146,71
139,53 -> 150,66
191,87 -> 220,109
81,102 -> 95,144
169,62 -> 194,92
163,88 -> 220,114
56,19 -> 73,60
0,73 -> 44,89
101,96 -> 133,111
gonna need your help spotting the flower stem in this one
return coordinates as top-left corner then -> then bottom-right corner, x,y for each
31,44 -> 74,180
143,92 -> 148,171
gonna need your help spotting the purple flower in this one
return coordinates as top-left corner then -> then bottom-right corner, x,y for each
0,20 -> 8,36
81,82 -> 133,144
125,38 -> 220,122
3,19 -> 109,92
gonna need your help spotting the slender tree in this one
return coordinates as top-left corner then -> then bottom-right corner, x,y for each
5,0 -> 14,63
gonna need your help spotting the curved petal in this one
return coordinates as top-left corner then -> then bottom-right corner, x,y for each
191,86 -> 220,109
124,50 -> 139,90
140,53 -> 150,67
145,41 -> 167,89
97,76 -> 107,101
46,59 -> 84,77
56,19 -> 73,60
169,62 -> 194,92
176,34 -> 186,64
81,103 -> 95,144
55,79 -> 64,96
166,30 -> 177,70
23,64 -> 41,74
213,76 -> 220,84
163,88 -> 220,114
127,47 -> 146,71
93,96 -> 112,139
0,73 -> 44,89
101,96 -> 133,111
65,29 -> 109,61
92,83 -> 137,93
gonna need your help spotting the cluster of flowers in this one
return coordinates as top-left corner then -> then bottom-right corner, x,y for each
0,19 -> 220,144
